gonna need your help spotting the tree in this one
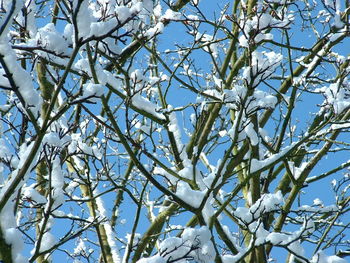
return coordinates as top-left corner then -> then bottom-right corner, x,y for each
0,0 -> 349,262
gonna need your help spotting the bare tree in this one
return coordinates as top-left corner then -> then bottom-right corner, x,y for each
0,0 -> 349,262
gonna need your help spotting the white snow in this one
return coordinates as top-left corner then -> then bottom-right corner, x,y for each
311,250 -> 347,263
288,161 -> 308,180
137,226 -> 215,263
205,84 -> 277,112
297,204 -> 338,213
333,13 -> 344,29
234,191 -> 283,224
39,231 -> 56,252
22,184 -> 47,205
221,247 -> 249,263
79,83 -> 105,102
238,12 -> 292,47
35,23 -> 70,55
145,22 -> 164,37
316,80 -> 350,115
137,255 -> 166,263
76,0 -> 94,39
0,40 -> 42,117
50,157 -> 65,209
324,0 -> 339,10
131,94 -> 166,120
213,75 -> 223,89
195,33 -> 219,57
74,238 -> 87,255
178,166 -> 193,180
242,51 -> 283,87
68,133 -> 102,160
95,190 -> 121,263
115,6 -> 132,23
313,198 -> 324,206
0,202 -> 26,262
130,69 -> 146,85
89,20 -> 116,37
244,122 -> 259,146
330,122 -> 350,130
161,9 -> 181,21
201,193 -> 215,225
175,181 -> 205,208
250,143 -> 297,173
43,132 -> 71,148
